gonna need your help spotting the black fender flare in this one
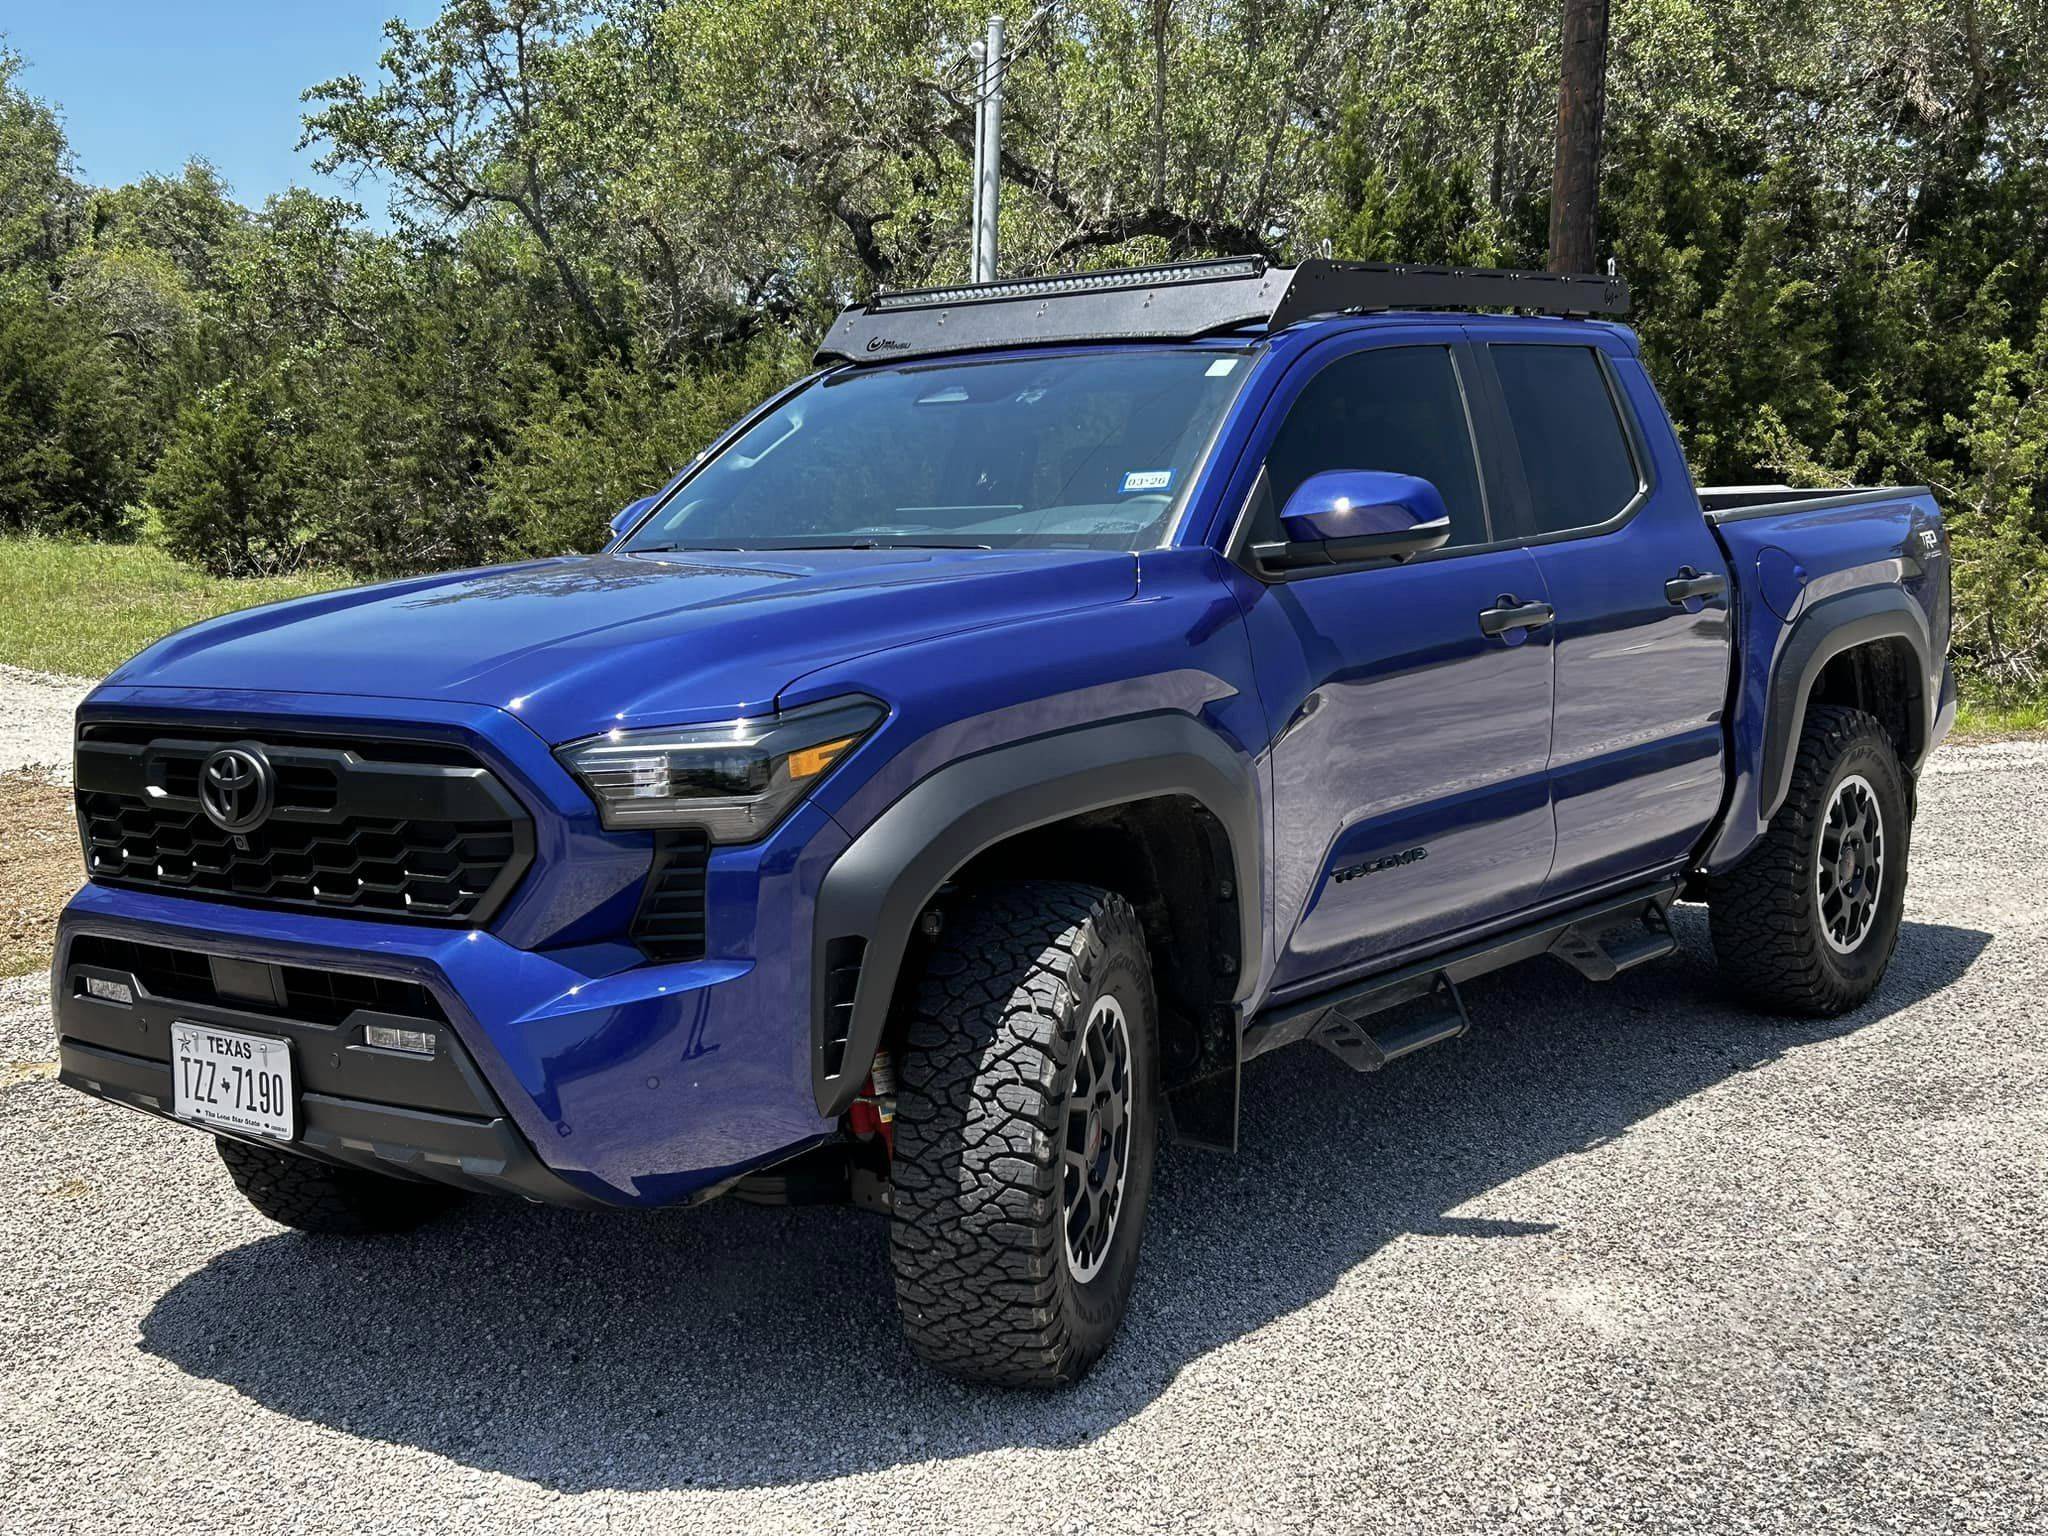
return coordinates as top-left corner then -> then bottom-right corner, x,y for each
810,712 -> 1263,1117
1758,586 -> 1932,822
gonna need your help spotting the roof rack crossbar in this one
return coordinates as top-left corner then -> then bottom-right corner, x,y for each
1269,261 -> 1629,328
815,257 -> 1630,366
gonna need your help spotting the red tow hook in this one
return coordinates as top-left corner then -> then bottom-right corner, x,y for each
847,1049 -> 897,1156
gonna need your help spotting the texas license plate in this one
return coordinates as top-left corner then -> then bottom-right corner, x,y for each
170,1021 -> 296,1142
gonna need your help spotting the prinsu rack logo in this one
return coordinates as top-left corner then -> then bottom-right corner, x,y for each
197,745 -> 276,837
865,335 -> 911,353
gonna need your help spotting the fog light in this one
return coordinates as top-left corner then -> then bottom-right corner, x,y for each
364,1025 -> 437,1056
83,976 -> 133,1005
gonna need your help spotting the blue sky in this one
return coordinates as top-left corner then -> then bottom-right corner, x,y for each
6,2 -> 437,214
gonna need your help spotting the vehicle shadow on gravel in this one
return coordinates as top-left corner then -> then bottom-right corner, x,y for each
137,910 -> 1990,1492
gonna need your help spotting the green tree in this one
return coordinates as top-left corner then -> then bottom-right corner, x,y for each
0,277 -> 142,534
0,47 -> 82,269
1946,317 -> 2048,699
147,376 -> 307,575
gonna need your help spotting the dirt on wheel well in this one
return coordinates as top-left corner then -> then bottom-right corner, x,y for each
1,772 -> 78,979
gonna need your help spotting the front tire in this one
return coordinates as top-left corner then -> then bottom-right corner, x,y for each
1708,705 -> 1910,1015
889,882 -> 1159,1387
216,1137 -> 467,1235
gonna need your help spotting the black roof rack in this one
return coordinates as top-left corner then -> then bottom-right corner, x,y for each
816,257 -> 1630,365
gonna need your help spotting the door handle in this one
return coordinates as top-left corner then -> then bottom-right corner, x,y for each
1664,567 -> 1728,605
1477,597 -> 1556,637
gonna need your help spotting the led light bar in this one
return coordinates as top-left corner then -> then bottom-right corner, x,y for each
870,257 -> 1268,311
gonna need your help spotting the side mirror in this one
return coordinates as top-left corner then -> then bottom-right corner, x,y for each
609,496 -> 655,542
1254,470 -> 1453,571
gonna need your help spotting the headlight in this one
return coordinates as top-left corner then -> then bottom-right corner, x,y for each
555,696 -> 885,840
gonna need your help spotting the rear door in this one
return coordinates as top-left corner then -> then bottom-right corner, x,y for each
1226,334 -> 1557,997
1470,332 -> 1735,897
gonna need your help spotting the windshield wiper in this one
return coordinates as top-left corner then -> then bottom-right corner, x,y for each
630,537 -> 994,553
827,538 -> 996,550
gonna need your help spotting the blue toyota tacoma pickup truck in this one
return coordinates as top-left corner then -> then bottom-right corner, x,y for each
54,259 -> 1954,1385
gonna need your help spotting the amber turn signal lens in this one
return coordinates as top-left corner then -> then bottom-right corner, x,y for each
787,736 -> 857,780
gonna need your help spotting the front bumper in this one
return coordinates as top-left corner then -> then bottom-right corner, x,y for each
59,1037 -> 601,1206
54,799 -> 850,1208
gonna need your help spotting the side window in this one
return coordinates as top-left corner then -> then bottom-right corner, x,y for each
1249,346 -> 1489,549
1490,345 -> 1641,536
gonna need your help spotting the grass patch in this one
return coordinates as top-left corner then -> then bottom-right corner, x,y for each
1,771 -> 78,979
0,537 -> 350,679
1954,696 -> 2048,739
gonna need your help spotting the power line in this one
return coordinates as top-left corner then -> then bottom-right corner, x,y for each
946,1 -> 1066,95
983,1 -> 1066,94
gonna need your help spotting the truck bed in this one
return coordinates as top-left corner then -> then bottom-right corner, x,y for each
1699,484 -> 1933,522
1697,481 -> 1953,873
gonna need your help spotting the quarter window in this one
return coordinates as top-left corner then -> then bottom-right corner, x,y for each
1490,345 -> 1641,536
1250,346 -> 1489,549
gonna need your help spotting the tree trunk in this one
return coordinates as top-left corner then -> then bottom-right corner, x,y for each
1547,0 -> 1609,274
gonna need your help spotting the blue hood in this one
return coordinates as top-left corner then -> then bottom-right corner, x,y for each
107,549 -> 1139,742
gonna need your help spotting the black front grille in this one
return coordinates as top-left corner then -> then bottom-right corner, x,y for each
69,935 -> 447,1025
78,796 -> 521,919
75,724 -> 533,926
633,830 -> 710,960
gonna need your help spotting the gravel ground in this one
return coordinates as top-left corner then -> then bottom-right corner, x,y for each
0,665 -> 91,782
2,741 -> 2043,1535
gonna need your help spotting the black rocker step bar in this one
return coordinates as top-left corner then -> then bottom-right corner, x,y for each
1165,880 -> 1683,1152
1243,879 -> 1683,1069
1546,900 -> 1678,982
1309,974 -> 1472,1074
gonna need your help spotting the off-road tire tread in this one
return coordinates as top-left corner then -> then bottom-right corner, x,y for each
1707,705 -> 1906,1016
889,881 -> 1150,1387
215,1136 -> 464,1235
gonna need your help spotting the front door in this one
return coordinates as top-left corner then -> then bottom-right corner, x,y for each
1231,338 -> 1558,998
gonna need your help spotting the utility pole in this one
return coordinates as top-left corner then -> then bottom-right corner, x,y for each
969,14 -> 1005,282
1547,0 -> 1609,274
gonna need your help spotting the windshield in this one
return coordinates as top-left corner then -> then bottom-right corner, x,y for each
620,348 -> 1250,554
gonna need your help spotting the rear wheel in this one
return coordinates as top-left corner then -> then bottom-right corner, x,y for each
888,881 -> 1159,1387
1708,705 -> 1910,1015
216,1137 -> 466,1235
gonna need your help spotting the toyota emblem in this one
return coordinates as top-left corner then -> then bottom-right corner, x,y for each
197,745 -> 275,833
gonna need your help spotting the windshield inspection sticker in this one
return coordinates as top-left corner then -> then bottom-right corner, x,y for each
1205,358 -> 1240,377
1120,470 -> 1174,494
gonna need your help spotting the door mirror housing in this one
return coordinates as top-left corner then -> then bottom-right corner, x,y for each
609,496 -> 656,542
1255,470 -> 1453,571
